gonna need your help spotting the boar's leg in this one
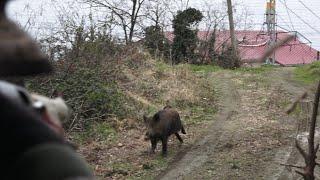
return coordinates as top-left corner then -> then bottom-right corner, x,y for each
161,136 -> 168,156
175,133 -> 183,143
150,138 -> 157,154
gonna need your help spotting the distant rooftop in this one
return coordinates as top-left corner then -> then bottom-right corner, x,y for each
164,30 -> 319,66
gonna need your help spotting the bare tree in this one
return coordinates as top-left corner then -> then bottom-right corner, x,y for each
233,4 -> 253,30
143,0 -> 167,28
9,2 -> 46,37
199,2 -> 228,63
163,0 -> 190,13
82,0 -> 146,44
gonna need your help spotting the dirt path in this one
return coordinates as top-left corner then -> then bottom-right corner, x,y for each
156,68 -> 309,180
155,72 -> 239,179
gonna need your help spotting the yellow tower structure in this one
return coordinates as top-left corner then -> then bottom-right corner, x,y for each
265,0 -> 276,64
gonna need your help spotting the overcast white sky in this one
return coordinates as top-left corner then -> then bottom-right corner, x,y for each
6,0 -> 320,49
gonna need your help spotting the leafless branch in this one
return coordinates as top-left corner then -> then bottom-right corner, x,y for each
280,163 -> 304,169
286,92 -> 308,114
295,170 -> 307,179
256,34 -> 295,63
291,81 -> 320,180
296,139 -> 308,160
82,0 -> 146,44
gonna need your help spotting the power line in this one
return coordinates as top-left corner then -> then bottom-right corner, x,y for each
277,25 -> 313,44
282,0 -> 295,30
277,14 -> 294,30
279,0 -> 320,34
298,0 -> 320,22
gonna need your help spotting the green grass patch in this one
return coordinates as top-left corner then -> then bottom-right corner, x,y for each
188,64 -> 221,74
184,113 -> 215,125
146,105 -> 158,115
279,98 -> 291,109
111,162 -> 132,175
133,155 -> 169,180
294,61 -> 320,84
171,99 -> 197,109
155,61 -> 171,72
184,105 -> 217,125
71,121 -> 117,144
241,73 -> 269,87
235,64 -> 275,74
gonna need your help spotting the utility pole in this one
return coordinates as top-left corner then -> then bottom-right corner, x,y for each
227,0 -> 237,55
266,0 -> 276,64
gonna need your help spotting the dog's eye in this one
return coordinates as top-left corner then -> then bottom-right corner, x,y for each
33,101 -> 46,113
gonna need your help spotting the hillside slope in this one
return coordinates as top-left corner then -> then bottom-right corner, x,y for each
27,54 -> 320,179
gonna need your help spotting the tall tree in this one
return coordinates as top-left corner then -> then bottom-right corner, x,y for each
144,25 -> 169,58
200,2 -> 228,63
172,8 -> 203,64
144,0 -> 167,28
83,0 -> 146,44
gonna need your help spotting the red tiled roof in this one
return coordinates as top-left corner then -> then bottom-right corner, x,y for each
164,30 -> 319,66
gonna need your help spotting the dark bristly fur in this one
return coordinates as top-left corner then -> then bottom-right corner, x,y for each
143,106 -> 186,156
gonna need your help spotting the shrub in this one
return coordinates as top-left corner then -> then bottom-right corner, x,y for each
215,47 -> 241,69
172,8 -> 203,64
144,25 -> 170,59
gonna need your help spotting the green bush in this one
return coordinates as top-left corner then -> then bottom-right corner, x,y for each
144,25 -> 170,59
215,47 -> 241,69
26,65 -> 127,129
172,8 -> 203,64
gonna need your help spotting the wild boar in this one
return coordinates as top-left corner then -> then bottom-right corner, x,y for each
143,106 -> 186,156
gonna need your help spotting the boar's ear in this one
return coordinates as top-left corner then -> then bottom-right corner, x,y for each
143,115 -> 148,123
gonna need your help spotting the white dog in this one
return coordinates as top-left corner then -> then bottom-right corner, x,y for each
30,93 -> 70,135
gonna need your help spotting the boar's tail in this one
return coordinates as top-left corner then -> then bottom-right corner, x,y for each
181,125 -> 186,134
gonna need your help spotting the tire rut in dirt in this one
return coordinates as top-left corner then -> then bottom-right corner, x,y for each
156,74 -> 239,180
